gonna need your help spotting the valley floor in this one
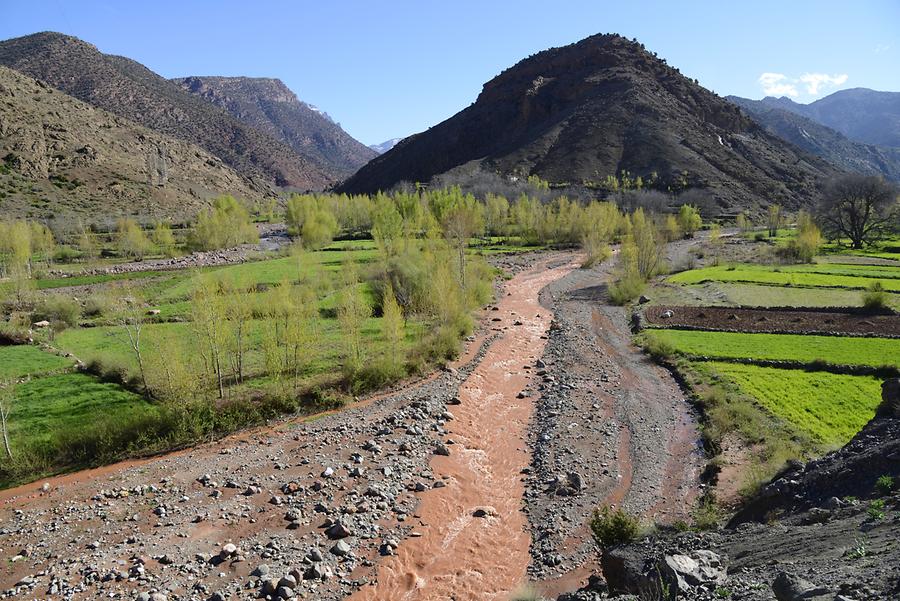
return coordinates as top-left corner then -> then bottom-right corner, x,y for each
0,249 -> 706,600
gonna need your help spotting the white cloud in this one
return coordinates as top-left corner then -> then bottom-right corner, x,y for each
757,72 -> 849,98
799,73 -> 848,94
874,43 -> 891,54
758,72 -> 799,97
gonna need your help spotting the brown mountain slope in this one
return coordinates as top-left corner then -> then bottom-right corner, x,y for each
0,65 -> 264,222
173,76 -> 376,176
340,34 -> 836,212
0,32 -> 332,191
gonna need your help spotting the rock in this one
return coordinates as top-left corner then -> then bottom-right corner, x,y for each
325,521 -> 351,539
877,378 -> 900,417
601,546 -> 654,596
219,543 -> 237,559
638,294 -> 651,304
772,572 -> 832,601
276,586 -> 295,599
659,550 -> 726,594
661,310 -> 674,319
472,506 -> 497,518
433,443 -> 451,456
331,540 -> 351,556
32,320 -> 50,328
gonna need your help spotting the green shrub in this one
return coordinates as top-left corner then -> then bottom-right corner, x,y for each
643,334 -> 675,361
33,295 -> 81,327
692,496 -> 721,530
590,505 -> 640,547
867,499 -> 885,520
875,475 -> 895,496
83,294 -> 114,318
52,245 -> 82,263
862,281 -> 888,311
608,275 -> 645,305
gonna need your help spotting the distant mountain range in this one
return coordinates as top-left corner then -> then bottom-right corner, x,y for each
369,138 -> 404,154
737,89 -> 900,149
172,76 -> 376,176
0,66 -> 262,222
340,34 -> 835,213
728,95 -> 900,182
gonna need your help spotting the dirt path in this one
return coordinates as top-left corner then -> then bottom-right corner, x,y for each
347,256 -> 579,601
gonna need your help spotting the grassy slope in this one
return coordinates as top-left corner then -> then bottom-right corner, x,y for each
0,345 -> 72,379
644,329 -> 900,368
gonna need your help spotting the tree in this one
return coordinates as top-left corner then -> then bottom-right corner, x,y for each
76,221 -> 98,261
0,381 -> 14,459
736,213 -> 751,234
632,209 -> 664,279
110,285 -> 150,394
817,175 -> 899,249
191,274 -> 229,399
337,265 -> 371,378
790,210 -> 822,263
117,218 -> 151,260
677,205 -> 702,239
191,195 -> 258,250
767,205 -> 782,238
371,197 -> 404,260
380,281 -> 405,371
153,222 -> 177,258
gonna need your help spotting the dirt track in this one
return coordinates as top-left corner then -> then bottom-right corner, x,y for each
0,250 -> 702,600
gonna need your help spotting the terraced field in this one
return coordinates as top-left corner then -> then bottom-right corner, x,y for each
696,362 -> 883,446
644,329 -> 900,368
669,264 -> 900,291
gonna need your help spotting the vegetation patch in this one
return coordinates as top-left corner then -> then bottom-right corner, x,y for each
696,362 -> 882,446
642,329 -> 900,369
0,345 -> 72,379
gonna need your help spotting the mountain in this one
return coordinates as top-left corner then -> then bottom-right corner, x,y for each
0,32 -> 333,191
339,34 -> 834,212
369,138 -> 404,154
729,96 -> 900,181
750,89 -> 900,148
172,76 -> 376,176
0,65 -> 263,222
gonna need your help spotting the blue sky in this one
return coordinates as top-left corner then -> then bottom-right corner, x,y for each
2,0 -> 898,145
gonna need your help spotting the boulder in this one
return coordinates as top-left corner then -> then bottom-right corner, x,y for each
772,572 -> 832,601
659,550 -> 726,595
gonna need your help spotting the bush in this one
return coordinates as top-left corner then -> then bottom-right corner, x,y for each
875,475 -> 895,496
33,295 -> 81,327
53,245 -> 82,263
862,281 -> 888,311
83,294 -> 114,318
590,505 -> 640,547
608,275 -> 645,305
643,335 -> 675,361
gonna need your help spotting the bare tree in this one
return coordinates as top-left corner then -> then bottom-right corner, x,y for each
818,175 -> 899,249
0,381 -> 14,459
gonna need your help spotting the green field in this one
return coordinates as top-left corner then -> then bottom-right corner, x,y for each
10,372 -> 155,447
644,329 -> 900,368
0,345 -> 72,379
697,362 -> 883,446
669,264 -> 900,291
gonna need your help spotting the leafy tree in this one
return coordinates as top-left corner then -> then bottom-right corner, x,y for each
767,204 -> 783,238
285,194 -> 338,249
110,284 -> 150,394
117,218 -> 151,260
818,174 -> 899,249
380,282 -> 405,371
677,205 -> 702,239
336,265 -> 372,378
76,221 -> 98,261
153,222 -> 177,258
632,208 -> 664,279
191,274 -> 229,399
736,212 -> 751,234
371,196 -> 404,260
0,381 -> 14,459
191,195 -> 258,250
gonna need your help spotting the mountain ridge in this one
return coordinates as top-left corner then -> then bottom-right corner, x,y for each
172,75 -> 376,176
339,33 -> 835,212
0,31 -> 334,191
0,65 -> 264,222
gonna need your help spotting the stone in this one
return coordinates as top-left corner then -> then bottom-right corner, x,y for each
331,540 -> 351,556
659,550 -> 725,594
325,521 -> 351,539
772,572 -> 832,601
219,543 -> 237,559
433,443 -> 451,456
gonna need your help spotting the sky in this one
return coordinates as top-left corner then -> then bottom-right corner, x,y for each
2,0 -> 899,146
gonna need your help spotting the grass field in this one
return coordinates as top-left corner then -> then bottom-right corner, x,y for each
669,264 -> 900,291
696,362 -> 883,446
0,345 -> 72,379
644,329 -> 900,368
10,372 -> 156,447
